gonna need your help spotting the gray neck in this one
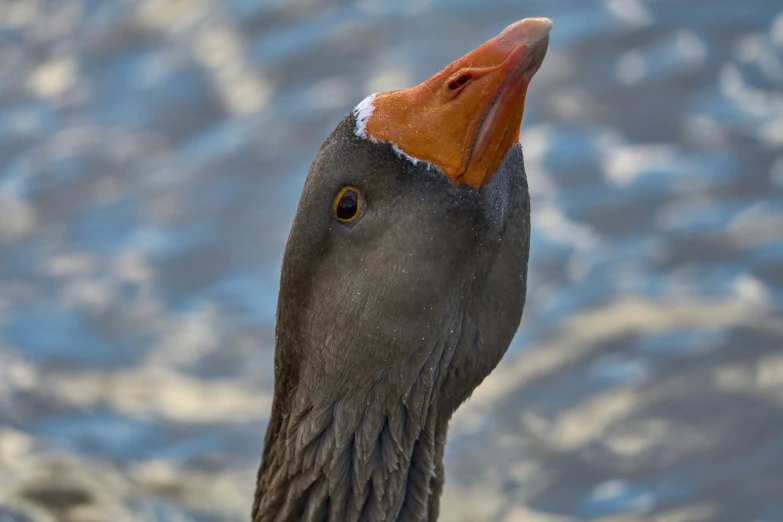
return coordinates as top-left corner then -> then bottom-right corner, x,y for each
252,400 -> 446,522
252,336 -> 455,522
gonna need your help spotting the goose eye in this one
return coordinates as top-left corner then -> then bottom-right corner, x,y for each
334,186 -> 361,222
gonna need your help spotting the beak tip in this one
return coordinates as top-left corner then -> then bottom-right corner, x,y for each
533,17 -> 555,29
496,17 -> 554,47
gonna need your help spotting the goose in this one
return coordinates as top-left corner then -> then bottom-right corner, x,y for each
253,17 -> 553,522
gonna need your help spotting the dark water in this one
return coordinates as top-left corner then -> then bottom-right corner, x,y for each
1,0 -> 782,520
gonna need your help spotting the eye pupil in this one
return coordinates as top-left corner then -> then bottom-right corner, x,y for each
334,188 -> 360,222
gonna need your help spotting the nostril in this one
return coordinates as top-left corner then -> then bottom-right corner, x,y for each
448,73 -> 472,90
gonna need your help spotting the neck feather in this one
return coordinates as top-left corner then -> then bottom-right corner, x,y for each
253,336 -> 455,522
253,399 -> 445,522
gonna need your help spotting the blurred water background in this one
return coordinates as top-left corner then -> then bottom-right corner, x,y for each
1,0 -> 783,520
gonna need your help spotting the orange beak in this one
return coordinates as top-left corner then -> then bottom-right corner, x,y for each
362,17 -> 553,190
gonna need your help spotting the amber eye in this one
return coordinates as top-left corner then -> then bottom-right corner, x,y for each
333,186 -> 361,222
